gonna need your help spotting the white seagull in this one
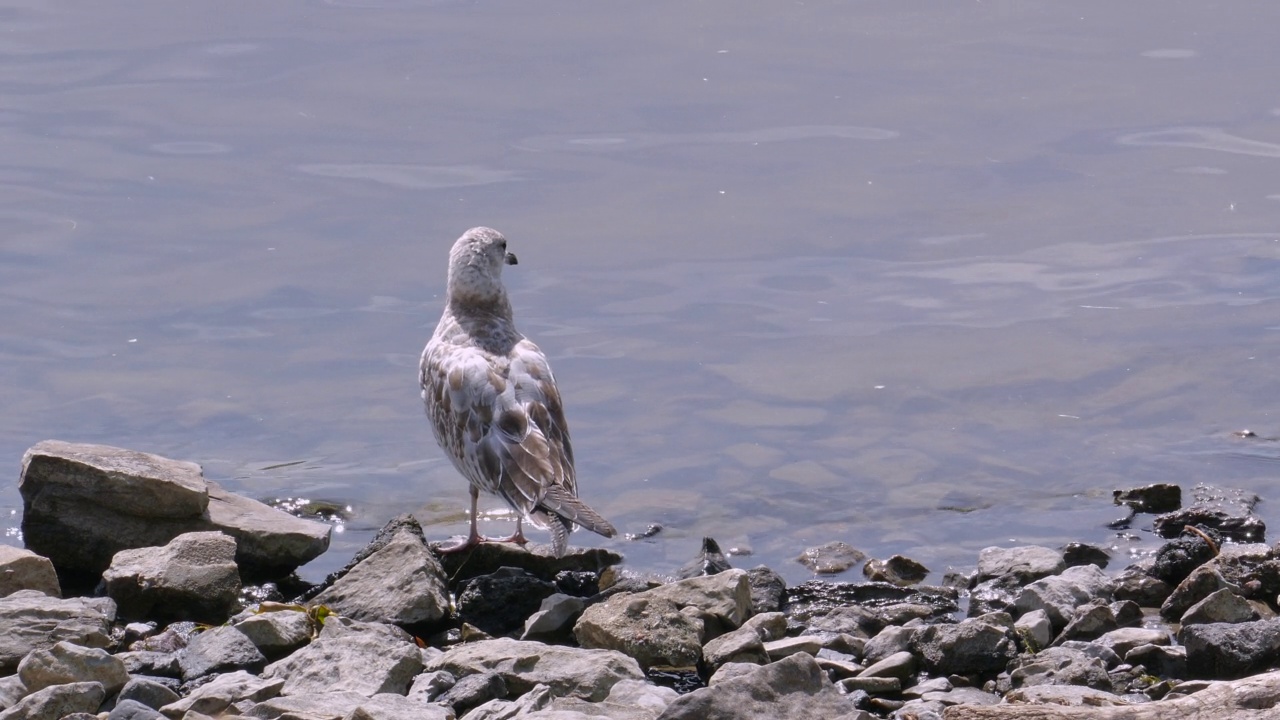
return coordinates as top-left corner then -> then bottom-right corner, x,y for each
420,227 -> 617,556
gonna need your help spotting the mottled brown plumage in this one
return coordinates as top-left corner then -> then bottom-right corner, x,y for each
420,227 -> 616,556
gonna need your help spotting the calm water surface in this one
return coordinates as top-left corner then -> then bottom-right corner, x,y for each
3,1 -> 1280,586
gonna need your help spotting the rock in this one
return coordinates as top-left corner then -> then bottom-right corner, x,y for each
0,546 -> 60,598
431,540 -> 622,589
858,650 -> 916,681
18,440 -> 330,583
424,637 -> 644,701
910,614 -> 1017,677
521,593 -> 585,640
640,569 -> 753,632
976,546 -> 1065,584
654,653 -> 864,719
1005,684 -> 1129,706
116,676 -> 180,710
17,640 -> 129,697
0,591 -> 114,674
1181,587 -> 1260,625
1114,483 -> 1182,513
177,625 -> 266,681
701,612 -> 786,669
862,555 -> 928,586
458,566 -> 557,636
1014,608 -> 1052,651
103,531 -> 241,623
1126,643 -> 1186,679
115,651 -> 180,678
1155,506 -> 1265,543
407,669 -> 455,701
1160,565 -> 1237,621
784,580 -> 958,628
1006,646 -> 1112,691
436,670 -> 505,714
574,593 -> 704,668
676,537 -> 732,579
159,670 -> 283,717
310,518 -> 450,631
1113,562 -> 1173,607
1150,530 -> 1220,586
239,690 -> 452,720
796,541 -> 866,575
745,566 -> 786,613
839,675 -> 900,694
861,626 -> 919,665
1061,542 -> 1111,569
108,699 -> 165,720
233,606 -> 314,657
1051,602 -> 1118,644
967,575 -> 1024,617
263,616 -> 423,696
762,636 -> 822,661
1014,564 -> 1115,630
1179,618 -> 1280,679
0,681 -> 104,720
1094,627 -> 1170,658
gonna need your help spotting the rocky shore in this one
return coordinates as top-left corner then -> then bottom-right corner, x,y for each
3,440 -> 1280,719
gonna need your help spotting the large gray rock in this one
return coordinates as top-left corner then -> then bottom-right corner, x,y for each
263,616 -> 423,696
640,569 -> 754,633
242,690 -> 453,720
177,626 -> 266,681
425,637 -> 644,701
1179,618 -> 1280,679
1014,564 -> 1114,630
103,531 -> 241,623
702,612 -> 787,669
471,678 -> 678,720
0,546 -> 60,598
522,593 -> 586,641
17,641 -> 129,697
574,593 -> 704,669
234,607 -> 314,657
159,670 -> 283,718
309,519 -> 450,629
1006,646 -> 1112,691
1181,587 -> 1259,626
976,546 -> 1065,584
1160,564 -> 1237,621
910,613 -> 1017,677
0,591 -> 114,674
0,681 -> 104,720
116,676 -> 180,711
655,653 -> 867,720
18,440 -> 330,580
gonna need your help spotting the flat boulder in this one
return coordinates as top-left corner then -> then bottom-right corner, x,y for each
103,531 -> 241,623
0,546 -> 60,598
0,590 -> 115,674
425,637 -> 644,702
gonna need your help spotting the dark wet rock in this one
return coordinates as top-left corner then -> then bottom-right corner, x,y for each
677,537 -> 732,579
458,566 -> 558,636
862,554 -> 929,586
1114,483 -> 1182,513
968,574 -> 1026,617
976,545 -> 1065,584
0,591 -> 115,674
1114,561 -> 1174,607
1160,564 -> 1238,621
116,676 -> 180,711
555,569 -> 602,597
655,653 -> 865,720
1005,646 -> 1113,691
307,515 -> 450,631
1062,541 -> 1111,569
1180,618 -> 1280,679
1181,587 -> 1260,625
177,625 -> 266,682
424,637 -> 644,701
0,546 -> 60,598
262,615 -> 422,695
18,440 -> 330,585
17,640 -> 128,698
746,566 -> 786,614
702,612 -> 786,670
158,669 -> 283,717
431,539 -> 622,588
910,613 -> 1017,677
0,681 -> 105,719
796,541 -> 866,574
103,531 -> 241,623
1052,601 -> 1119,644
1015,564 -> 1115,631
1154,497 -> 1265,543
575,593 -> 704,668
521,592 -> 586,641
1150,528 -> 1221,586
436,670 -> 506,715
784,580 -> 958,628
233,606 -> 313,658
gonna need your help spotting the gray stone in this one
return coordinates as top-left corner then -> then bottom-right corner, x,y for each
17,640 -> 129,696
1125,643 -> 1186,678
1095,627 -> 1170,658
263,616 -> 422,696
0,681 -> 104,720
574,593 -> 703,668
522,593 -> 585,640
910,614 -> 1016,676
762,635 -> 822,660
1161,565 -> 1237,621
203,480 -> 332,578
0,675 -> 25,710
701,612 -> 786,669
1015,564 -> 1115,630
839,676 -> 900,694
436,670 -> 505,714
1014,608 -> 1052,650
117,676 -> 180,710
240,690 -> 452,719
407,669 -> 455,701
858,650 -> 916,680
927,685 -> 1001,706
1113,562 -> 1173,607
796,541 -> 866,575
655,653 -> 864,719
1052,602 -> 1118,644
311,525 -> 450,629
160,669 -> 283,717
903,676 -> 952,698
0,546 -> 60,598
115,651 -> 180,678
457,566 -> 556,636
0,591 -> 114,674
108,699 -> 165,720
977,545 -> 1065,583
860,624 -> 918,665
234,606 -> 314,656
745,565 -> 786,614
1007,646 -> 1111,691
862,555 -> 929,586
640,569 -> 753,633
178,625 -> 266,681
1005,684 -> 1129,706
104,531 -> 241,622
1179,618 -> 1280,679
424,637 -> 644,701
1181,587 -> 1259,625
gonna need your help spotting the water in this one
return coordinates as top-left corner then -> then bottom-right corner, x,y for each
3,1 -> 1279,587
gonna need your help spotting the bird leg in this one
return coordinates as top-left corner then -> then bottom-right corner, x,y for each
438,486 -> 485,554
491,516 -> 528,546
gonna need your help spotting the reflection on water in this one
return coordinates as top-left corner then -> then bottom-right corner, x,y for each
2,1 -> 1280,586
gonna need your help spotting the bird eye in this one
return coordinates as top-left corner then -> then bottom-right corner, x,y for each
498,240 -> 506,250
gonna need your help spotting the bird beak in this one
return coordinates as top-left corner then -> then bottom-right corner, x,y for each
505,252 -> 518,266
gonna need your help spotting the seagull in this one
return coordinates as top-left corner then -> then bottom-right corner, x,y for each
420,227 -> 617,557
